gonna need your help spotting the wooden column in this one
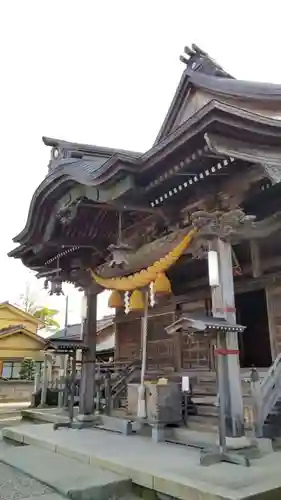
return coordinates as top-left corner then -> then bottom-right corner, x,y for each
114,319 -> 120,361
249,240 -> 262,278
78,289 -> 97,418
211,238 -> 244,438
58,355 -> 65,409
265,285 -> 279,360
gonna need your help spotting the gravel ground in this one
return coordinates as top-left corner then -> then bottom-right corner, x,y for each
0,462 -> 54,500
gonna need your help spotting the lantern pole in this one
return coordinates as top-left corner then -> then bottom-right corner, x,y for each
137,289 -> 149,419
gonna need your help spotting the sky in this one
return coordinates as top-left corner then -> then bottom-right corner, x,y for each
0,0 -> 280,329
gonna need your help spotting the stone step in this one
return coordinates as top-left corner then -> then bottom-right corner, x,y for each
185,418 -> 218,434
187,414 -> 219,429
195,404 -> 219,418
262,424 -> 281,438
0,442 -> 131,500
193,387 -> 217,396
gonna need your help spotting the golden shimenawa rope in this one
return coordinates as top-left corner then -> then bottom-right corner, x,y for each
91,228 -> 197,291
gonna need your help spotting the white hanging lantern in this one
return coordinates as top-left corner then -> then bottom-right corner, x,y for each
208,250 -> 220,287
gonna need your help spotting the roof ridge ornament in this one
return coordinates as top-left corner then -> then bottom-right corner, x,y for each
179,43 -> 231,78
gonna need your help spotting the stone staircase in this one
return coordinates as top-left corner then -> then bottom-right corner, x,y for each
111,359 -> 141,404
250,354 -> 281,438
263,399 -> 281,437
187,371 -> 255,433
0,439 -> 134,500
187,362 -> 281,438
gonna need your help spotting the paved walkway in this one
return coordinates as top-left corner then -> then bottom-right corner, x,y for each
0,462 -> 56,500
0,403 -> 30,429
3,422 -> 281,499
0,439 -> 62,500
0,441 -> 131,500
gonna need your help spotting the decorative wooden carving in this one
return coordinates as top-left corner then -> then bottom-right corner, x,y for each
263,164 -> 281,184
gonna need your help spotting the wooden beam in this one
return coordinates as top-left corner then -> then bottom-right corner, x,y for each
249,240 -> 262,278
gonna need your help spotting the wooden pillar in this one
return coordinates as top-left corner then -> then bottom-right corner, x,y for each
211,238 -> 244,438
249,240 -> 262,278
78,289 -> 97,418
58,355 -> 66,409
114,319 -> 119,361
265,285 -> 278,360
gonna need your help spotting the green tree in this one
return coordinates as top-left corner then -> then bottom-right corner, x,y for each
17,281 -> 60,333
33,307 -> 60,330
19,358 -> 35,380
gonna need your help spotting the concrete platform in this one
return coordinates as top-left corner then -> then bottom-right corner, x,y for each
3,423 -> 281,500
0,441 -> 131,500
21,408 -> 259,452
22,408 -> 76,424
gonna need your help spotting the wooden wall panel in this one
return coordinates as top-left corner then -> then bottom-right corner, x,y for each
116,308 -> 177,372
147,313 -> 176,372
179,298 -> 212,370
116,319 -> 141,361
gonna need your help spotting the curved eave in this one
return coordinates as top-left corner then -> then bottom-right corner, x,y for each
10,100 -> 281,256
13,155 -> 138,245
43,136 -> 142,159
141,100 -> 281,174
188,70 -> 281,102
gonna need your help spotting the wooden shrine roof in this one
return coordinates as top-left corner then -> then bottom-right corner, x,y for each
8,44 -> 281,287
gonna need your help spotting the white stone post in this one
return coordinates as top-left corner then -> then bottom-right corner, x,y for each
33,363 -> 41,393
39,353 -> 48,407
58,355 -> 65,409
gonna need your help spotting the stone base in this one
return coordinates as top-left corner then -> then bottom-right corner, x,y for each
254,438 -> 273,453
99,415 -> 134,435
200,449 -> 250,467
151,425 -> 166,443
75,413 -> 101,428
76,413 -> 96,422
217,436 -> 252,449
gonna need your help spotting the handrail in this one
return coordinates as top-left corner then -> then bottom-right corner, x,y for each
111,358 -> 141,394
251,353 -> 281,436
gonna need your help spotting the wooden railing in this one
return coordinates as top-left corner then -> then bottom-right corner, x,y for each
102,358 -> 141,412
53,358 -> 141,412
250,353 -> 281,436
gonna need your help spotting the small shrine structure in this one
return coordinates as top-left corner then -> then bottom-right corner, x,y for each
9,44 -> 281,439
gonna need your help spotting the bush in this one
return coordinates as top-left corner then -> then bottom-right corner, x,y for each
19,358 -> 35,380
